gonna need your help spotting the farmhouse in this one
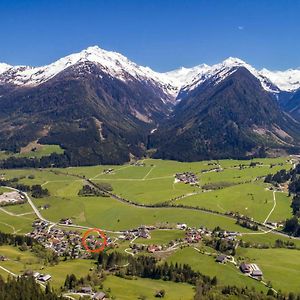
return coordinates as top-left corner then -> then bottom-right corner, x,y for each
79,286 -> 92,294
137,226 -> 151,239
32,272 -> 40,279
240,263 -> 263,278
103,168 -> 114,174
93,292 -> 107,300
38,274 -> 52,282
176,223 -> 187,230
147,245 -> 162,253
175,172 -> 198,185
59,218 -> 73,225
185,228 -> 201,243
240,263 -> 251,273
216,255 -> 227,264
249,264 -> 263,278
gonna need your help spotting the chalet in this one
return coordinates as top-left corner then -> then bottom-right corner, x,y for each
32,272 -> 40,279
216,255 -> 227,264
175,172 -> 198,185
176,223 -> 187,230
93,292 -> 106,300
79,286 -> 92,294
103,168 -> 114,174
240,263 -> 263,278
38,274 -> 52,282
249,264 -> 263,278
147,245 -> 162,253
240,263 -> 251,273
138,227 -> 150,239
59,218 -> 73,225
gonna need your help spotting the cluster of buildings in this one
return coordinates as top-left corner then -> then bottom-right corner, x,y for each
103,168 -> 114,174
185,228 -> 202,243
78,287 -> 107,299
214,256 -> 263,280
23,270 -> 52,283
131,162 -> 146,167
0,255 -> 8,261
240,263 -> 263,279
220,230 -> 241,241
59,218 -> 73,225
27,221 -> 112,258
175,172 -> 198,185
118,225 -> 155,240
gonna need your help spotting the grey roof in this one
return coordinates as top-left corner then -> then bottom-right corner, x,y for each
93,291 -> 106,299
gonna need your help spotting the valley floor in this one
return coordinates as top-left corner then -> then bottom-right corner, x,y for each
0,157 -> 298,298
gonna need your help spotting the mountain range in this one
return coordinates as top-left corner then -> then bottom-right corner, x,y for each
1,46 -> 300,165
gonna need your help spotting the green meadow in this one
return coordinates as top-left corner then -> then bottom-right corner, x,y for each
0,144 -> 64,160
236,247 -> 300,293
0,157 -> 293,232
0,156 -> 298,297
176,183 -> 291,222
167,247 -> 265,292
103,275 -> 195,300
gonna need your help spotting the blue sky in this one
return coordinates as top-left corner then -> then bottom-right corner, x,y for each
0,0 -> 299,71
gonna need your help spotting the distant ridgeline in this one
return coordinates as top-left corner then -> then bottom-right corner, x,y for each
265,163 -> 300,236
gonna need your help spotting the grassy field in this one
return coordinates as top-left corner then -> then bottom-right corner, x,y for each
176,183 -> 291,222
167,247 -> 266,292
236,247 -> 300,293
34,194 -> 248,232
0,157 -> 292,233
0,144 -> 64,160
238,232 -> 300,248
0,186 -> 10,194
102,177 -> 194,204
201,165 -> 291,185
103,275 -> 195,300
0,157 -> 297,297
134,229 -> 185,245
0,245 -> 95,290
0,210 -> 35,234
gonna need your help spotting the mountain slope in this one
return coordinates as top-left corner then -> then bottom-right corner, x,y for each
1,46 -> 300,165
283,88 -> 300,121
151,67 -> 300,161
0,59 -> 174,165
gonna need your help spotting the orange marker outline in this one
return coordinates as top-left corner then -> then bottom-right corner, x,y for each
82,228 -> 107,253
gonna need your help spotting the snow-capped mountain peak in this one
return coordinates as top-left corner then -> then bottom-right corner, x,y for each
163,64 -> 210,87
259,67 -> 300,92
0,46 -> 300,101
0,63 -> 12,75
0,45 -> 180,99
179,56 -> 283,95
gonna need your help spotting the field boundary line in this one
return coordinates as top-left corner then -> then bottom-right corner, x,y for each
142,165 -> 156,180
91,164 -> 133,180
263,191 -> 277,224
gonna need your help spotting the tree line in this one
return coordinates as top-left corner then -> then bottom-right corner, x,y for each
0,178 -> 49,198
0,276 -> 61,300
